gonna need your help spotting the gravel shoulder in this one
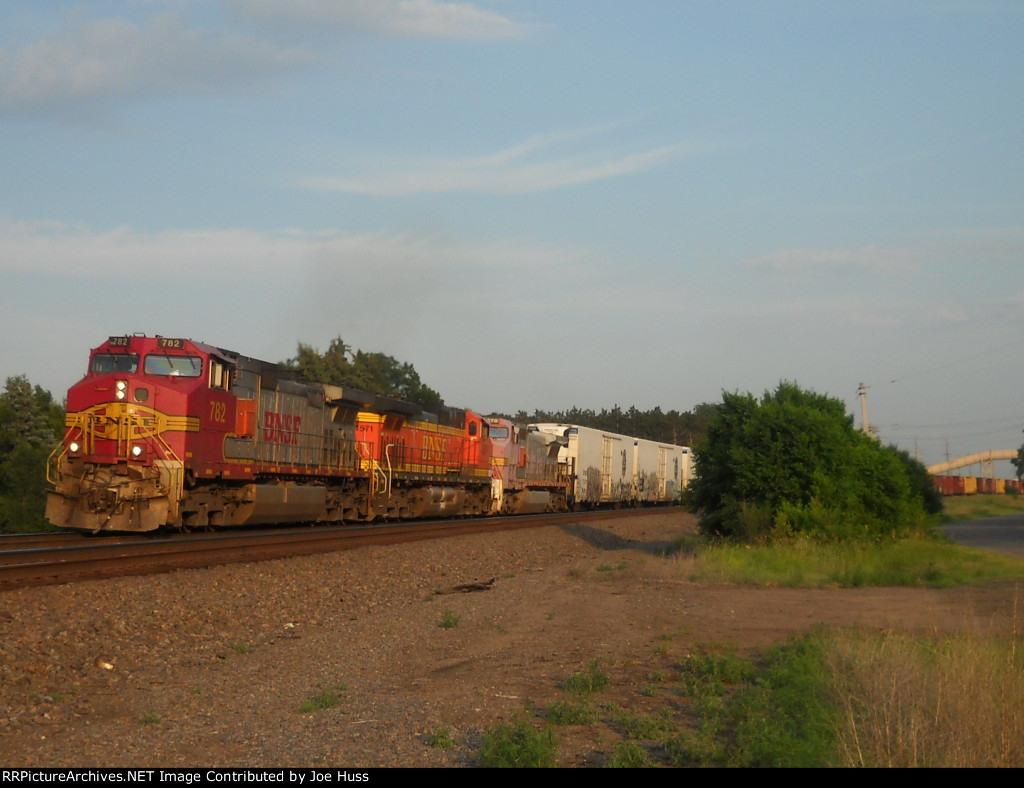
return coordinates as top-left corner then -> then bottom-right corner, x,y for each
2,510 -> 1022,768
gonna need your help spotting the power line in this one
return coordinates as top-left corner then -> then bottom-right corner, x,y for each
885,416 -> 1024,432
887,337 -> 1024,385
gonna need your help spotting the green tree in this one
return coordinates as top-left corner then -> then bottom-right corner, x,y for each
1012,432 -> 1024,481
0,376 -> 65,533
685,381 -> 933,542
282,337 -> 444,408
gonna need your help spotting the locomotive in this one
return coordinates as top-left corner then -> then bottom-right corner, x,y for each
46,335 -> 689,534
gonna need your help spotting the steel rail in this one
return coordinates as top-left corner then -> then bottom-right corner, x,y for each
0,507 -> 684,591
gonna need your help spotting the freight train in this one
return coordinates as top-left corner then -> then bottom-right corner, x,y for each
46,335 -> 691,534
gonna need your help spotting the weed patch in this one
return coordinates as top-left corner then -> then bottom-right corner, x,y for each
438,610 -> 461,629
424,728 -> 456,749
610,707 -> 676,741
563,659 -> 610,696
477,718 -> 556,768
545,699 -> 598,726
297,684 -> 347,714
605,740 -> 653,768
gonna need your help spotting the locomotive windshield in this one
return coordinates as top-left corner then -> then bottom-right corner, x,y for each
90,353 -> 139,374
144,355 -> 203,377
489,427 -> 510,439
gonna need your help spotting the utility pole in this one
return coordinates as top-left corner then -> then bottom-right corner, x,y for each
858,382 -> 870,436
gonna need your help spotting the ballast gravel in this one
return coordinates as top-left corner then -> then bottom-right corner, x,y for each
0,511 -> 1019,768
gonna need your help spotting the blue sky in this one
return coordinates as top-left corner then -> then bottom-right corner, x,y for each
1,0 -> 1022,473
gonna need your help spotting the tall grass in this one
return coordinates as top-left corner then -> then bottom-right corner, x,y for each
941,493 -> 1024,521
826,627 -> 1024,767
680,625 -> 1024,767
682,533 -> 1024,588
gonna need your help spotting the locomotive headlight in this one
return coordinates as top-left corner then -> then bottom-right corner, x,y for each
69,441 -> 80,453
116,380 -> 127,400
131,445 -> 144,458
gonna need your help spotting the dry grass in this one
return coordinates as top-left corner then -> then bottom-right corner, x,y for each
826,620 -> 1024,767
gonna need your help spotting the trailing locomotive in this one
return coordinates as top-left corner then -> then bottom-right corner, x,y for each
46,335 -> 687,533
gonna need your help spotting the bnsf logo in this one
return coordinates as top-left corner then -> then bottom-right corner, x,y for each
264,411 -> 302,445
422,434 -> 448,463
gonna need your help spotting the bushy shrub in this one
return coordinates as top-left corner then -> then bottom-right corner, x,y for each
686,382 -> 935,543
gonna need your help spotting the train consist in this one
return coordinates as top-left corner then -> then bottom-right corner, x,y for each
46,335 -> 691,534
931,476 -> 1024,496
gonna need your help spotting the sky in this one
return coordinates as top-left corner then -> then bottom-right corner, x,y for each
1,0 -> 1023,474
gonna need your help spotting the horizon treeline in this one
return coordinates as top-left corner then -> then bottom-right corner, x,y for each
489,403 -> 718,448
286,338 -> 715,447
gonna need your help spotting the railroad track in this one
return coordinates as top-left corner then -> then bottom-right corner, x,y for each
0,507 -> 683,590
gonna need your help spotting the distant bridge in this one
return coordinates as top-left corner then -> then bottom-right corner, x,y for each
927,450 -> 1018,477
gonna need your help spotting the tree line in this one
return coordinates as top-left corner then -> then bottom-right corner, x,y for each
0,376 -> 65,533
286,338 -> 718,447
492,404 -> 717,447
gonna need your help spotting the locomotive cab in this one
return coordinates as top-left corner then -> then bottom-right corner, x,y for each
486,418 -> 568,514
46,335 -> 232,533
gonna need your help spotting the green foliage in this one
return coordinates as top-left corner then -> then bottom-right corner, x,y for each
1013,432 -> 1024,481
942,493 -> 1024,520
477,717 -> 557,768
0,376 -> 64,533
610,707 -> 676,740
725,635 -> 839,767
438,610 -> 461,629
562,659 -> 610,696
282,336 -> 444,408
686,533 -> 1024,588
671,636 -> 839,767
892,447 -> 944,515
424,728 -> 456,748
297,684 -> 347,713
546,699 -> 599,725
666,628 -> 1024,767
605,740 -> 653,768
686,381 -> 934,543
680,647 -> 757,695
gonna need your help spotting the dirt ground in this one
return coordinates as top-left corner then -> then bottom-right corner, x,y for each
1,510 -> 1022,768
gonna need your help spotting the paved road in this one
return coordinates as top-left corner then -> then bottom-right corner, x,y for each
940,514 -> 1024,559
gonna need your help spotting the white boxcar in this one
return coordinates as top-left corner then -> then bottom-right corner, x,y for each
528,424 -> 691,507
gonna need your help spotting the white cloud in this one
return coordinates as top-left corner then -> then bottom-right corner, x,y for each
988,289 -> 1024,321
228,0 -> 529,40
744,227 -> 1024,277
0,218 -> 586,283
0,13 -> 310,119
742,245 -> 922,274
302,137 -> 694,195
0,220 -> 305,277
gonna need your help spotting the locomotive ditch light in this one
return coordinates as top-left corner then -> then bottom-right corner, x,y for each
69,441 -> 80,454
131,445 -> 144,458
